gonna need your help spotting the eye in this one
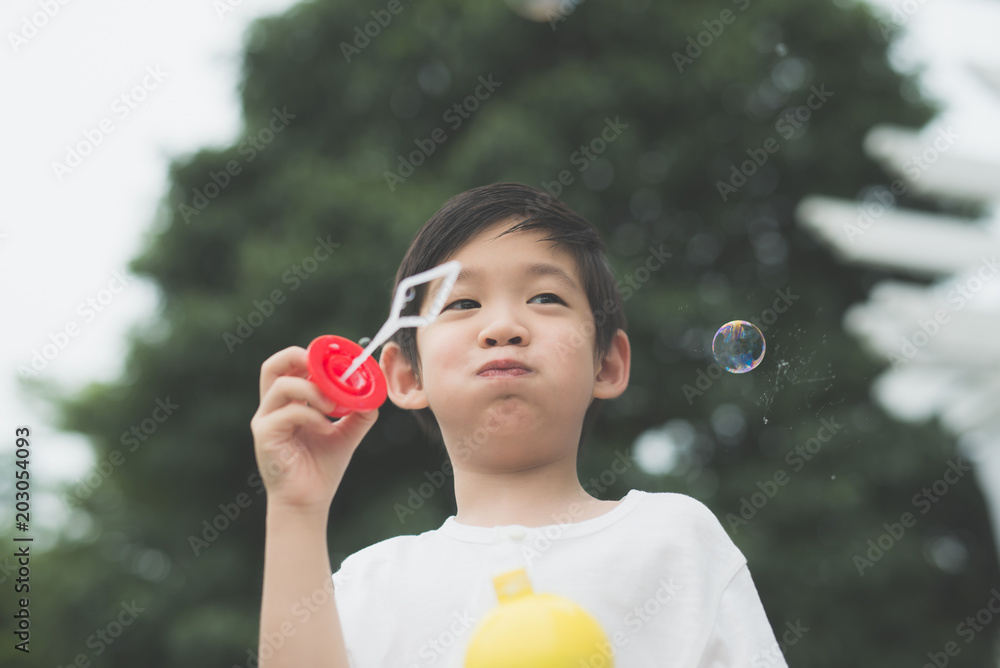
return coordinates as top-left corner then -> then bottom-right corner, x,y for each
530,293 -> 565,305
444,298 -> 480,311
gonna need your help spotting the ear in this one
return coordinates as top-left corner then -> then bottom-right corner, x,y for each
379,341 -> 430,410
592,329 -> 630,400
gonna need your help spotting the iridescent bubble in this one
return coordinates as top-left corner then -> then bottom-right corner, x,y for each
712,320 -> 766,373
503,0 -> 563,21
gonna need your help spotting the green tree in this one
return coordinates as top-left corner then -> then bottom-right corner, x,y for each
9,0 -> 997,666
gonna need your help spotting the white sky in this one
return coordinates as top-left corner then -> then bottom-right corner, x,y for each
2,0 -> 999,540
0,0 -> 302,539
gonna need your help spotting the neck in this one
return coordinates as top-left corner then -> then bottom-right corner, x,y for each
451,459 -> 605,528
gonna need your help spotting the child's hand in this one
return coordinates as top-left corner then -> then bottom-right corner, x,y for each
251,346 -> 379,513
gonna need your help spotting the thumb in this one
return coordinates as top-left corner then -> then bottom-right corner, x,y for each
331,408 -> 379,447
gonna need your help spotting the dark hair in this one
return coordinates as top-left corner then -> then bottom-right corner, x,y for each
388,182 -> 627,455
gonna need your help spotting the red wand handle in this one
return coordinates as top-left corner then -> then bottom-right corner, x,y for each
305,335 -> 387,418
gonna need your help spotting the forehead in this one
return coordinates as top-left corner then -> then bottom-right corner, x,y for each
426,220 -> 583,294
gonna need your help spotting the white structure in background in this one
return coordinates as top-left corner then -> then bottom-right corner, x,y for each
796,0 -> 1000,565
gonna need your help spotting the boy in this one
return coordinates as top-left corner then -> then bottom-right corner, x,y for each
251,183 -> 788,667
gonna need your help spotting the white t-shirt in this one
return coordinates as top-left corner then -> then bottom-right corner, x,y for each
332,489 -> 788,667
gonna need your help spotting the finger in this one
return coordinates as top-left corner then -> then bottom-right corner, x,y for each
259,376 -> 338,416
260,346 -> 309,402
327,407 -> 379,445
253,402 -> 337,443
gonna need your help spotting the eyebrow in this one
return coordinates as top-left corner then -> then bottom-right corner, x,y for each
428,261 -> 580,297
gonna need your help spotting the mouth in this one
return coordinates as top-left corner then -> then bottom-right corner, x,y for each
477,359 -> 532,376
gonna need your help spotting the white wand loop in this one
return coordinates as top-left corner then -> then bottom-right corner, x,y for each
337,260 -> 461,383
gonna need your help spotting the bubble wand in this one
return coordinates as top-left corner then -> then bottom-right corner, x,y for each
305,260 -> 461,418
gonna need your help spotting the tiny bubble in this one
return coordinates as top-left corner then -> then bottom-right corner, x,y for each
359,337 -> 372,347
712,320 -> 765,373
405,287 -> 416,302
775,43 -> 788,56
831,475 -> 836,480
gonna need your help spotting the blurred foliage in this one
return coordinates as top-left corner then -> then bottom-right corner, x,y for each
6,0 -> 999,666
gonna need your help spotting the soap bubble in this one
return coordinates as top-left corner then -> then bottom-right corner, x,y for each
504,0 -> 565,21
712,320 -> 765,373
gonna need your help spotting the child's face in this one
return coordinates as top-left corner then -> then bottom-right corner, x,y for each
401,218 -> 620,459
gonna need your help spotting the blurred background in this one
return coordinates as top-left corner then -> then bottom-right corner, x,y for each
3,0 -> 1000,665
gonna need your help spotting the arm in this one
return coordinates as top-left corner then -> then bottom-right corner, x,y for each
251,346 -> 379,668
697,564 -> 790,668
259,504 -> 349,668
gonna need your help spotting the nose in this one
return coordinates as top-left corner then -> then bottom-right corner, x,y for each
479,306 -> 530,348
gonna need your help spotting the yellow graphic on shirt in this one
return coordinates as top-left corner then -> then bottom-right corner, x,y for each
465,567 -> 614,667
